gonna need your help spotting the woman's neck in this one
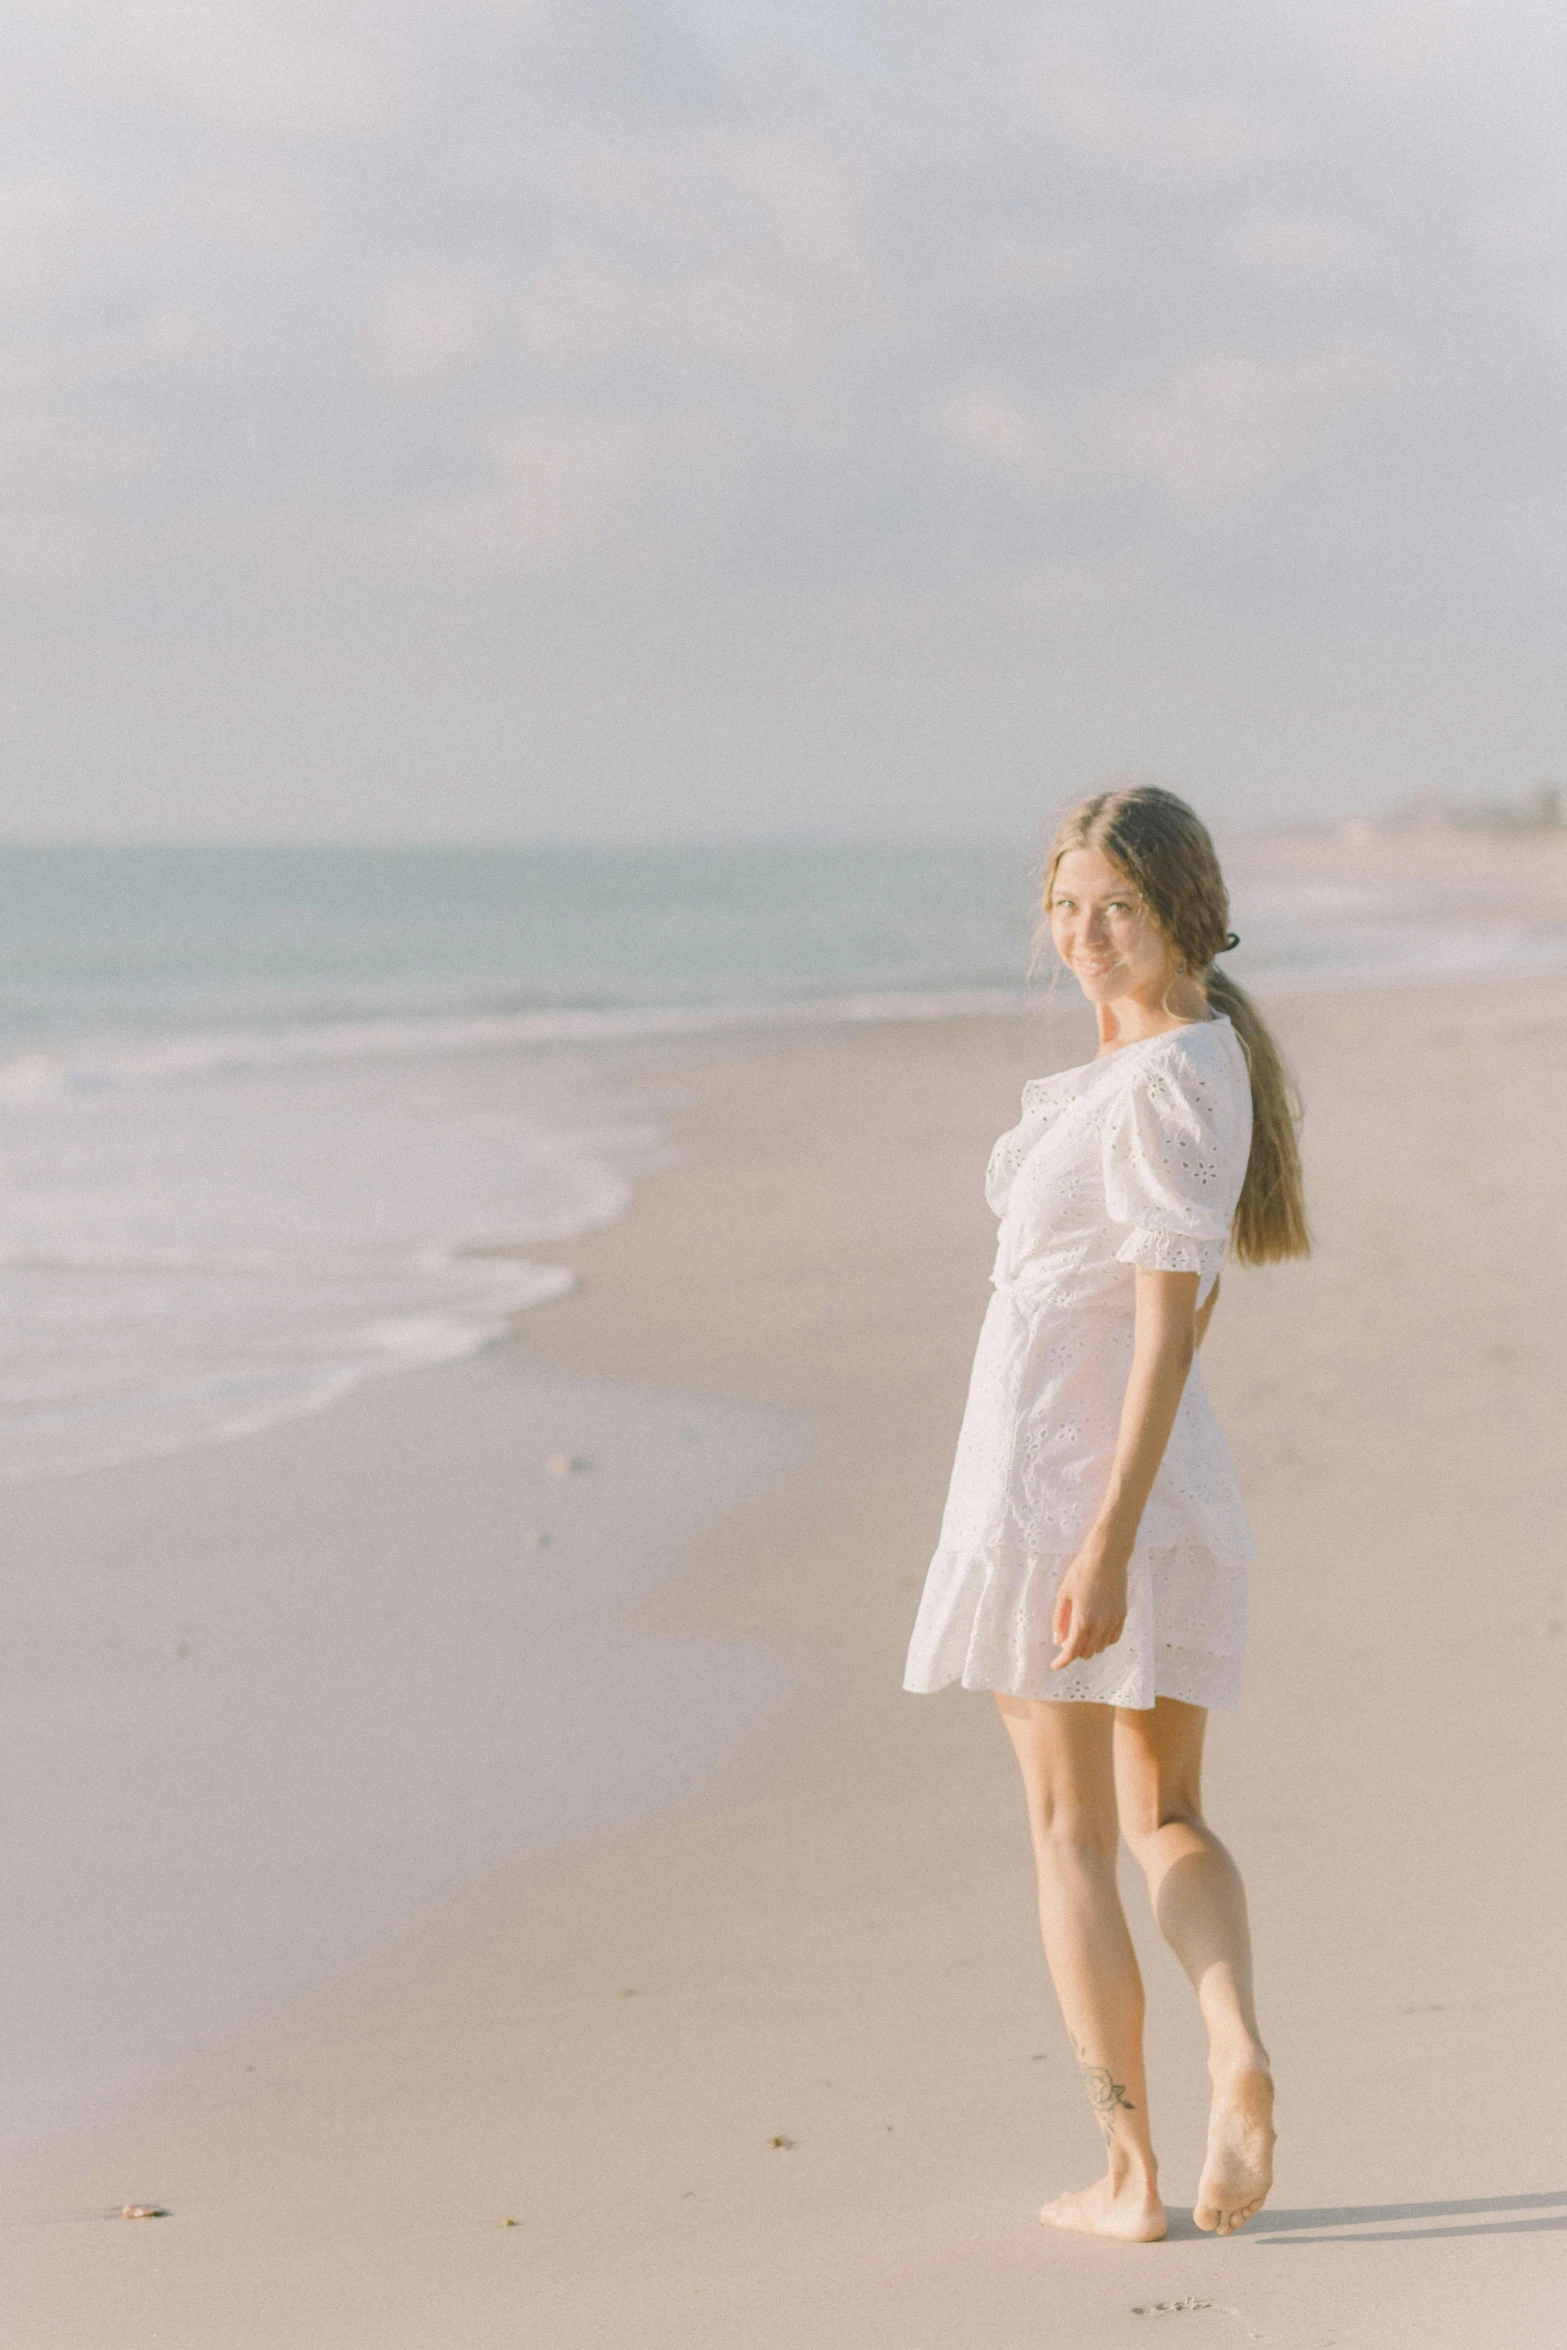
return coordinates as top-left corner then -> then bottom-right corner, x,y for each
1094,973 -> 1214,1054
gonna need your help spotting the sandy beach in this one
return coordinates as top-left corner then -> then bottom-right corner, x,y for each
3,970 -> 1566,2347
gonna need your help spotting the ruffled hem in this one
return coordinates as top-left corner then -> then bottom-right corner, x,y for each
903,1532 -> 1248,1711
1113,1224 -> 1226,1288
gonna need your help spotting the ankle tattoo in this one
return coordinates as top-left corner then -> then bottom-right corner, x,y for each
1073,2040 -> 1136,2144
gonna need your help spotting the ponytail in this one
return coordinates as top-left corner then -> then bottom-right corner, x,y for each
1202,966 -> 1310,1264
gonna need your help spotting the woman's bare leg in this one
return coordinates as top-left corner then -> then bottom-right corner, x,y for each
1115,1698 -> 1274,2234
996,1694 -> 1166,2241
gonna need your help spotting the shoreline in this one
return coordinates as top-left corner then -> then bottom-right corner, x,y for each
4,976 -> 1566,2346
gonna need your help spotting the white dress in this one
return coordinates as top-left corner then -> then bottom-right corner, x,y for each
903,1017 -> 1255,1711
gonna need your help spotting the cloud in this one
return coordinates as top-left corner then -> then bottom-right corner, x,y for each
933,378 -> 1057,481
1026,26 -> 1283,182
379,275 -> 481,377
375,415 -> 644,578
1108,358 -> 1291,505
676,274 -> 809,364
1105,347 -> 1395,507
1216,209 -> 1377,279
1013,556 -> 1143,619
122,0 -> 396,133
971,235 -> 1103,301
723,135 -> 865,268
0,512 -> 96,584
514,256 -> 642,366
1305,0 -> 1480,81
0,180 -> 76,295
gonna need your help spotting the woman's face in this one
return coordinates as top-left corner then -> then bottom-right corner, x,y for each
1047,846 -> 1173,1006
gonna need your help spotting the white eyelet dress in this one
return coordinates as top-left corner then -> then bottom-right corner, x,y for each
903,1017 -> 1256,1711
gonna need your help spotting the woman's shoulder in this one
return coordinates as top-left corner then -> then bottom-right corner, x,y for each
1128,1015 -> 1244,1080
1118,1018 -> 1250,1126
1143,1011 -> 1239,1056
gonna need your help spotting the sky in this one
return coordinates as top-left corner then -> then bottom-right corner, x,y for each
1,0 -> 1564,841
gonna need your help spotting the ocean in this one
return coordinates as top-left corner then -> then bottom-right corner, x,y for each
2,837 -> 1563,1482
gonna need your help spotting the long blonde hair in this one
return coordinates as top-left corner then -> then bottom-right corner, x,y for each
1041,785 -> 1309,1265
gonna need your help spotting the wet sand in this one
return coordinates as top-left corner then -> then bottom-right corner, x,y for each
2,977 -> 1565,2347
0,1354 -> 797,2164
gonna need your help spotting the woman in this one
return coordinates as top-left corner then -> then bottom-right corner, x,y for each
904,786 -> 1309,2244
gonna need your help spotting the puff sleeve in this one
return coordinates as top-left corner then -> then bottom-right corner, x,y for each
1102,1041 -> 1251,1300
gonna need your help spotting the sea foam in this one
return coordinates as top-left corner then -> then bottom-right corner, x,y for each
0,1046 -> 667,1482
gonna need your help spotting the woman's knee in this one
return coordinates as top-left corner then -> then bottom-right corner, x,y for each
1032,1798 -> 1121,1872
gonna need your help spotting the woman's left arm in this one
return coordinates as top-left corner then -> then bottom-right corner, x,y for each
1050,1267 -> 1200,1670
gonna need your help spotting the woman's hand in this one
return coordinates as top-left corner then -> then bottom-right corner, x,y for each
1050,1538 -> 1130,1669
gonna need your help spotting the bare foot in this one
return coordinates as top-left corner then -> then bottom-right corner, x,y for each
1194,2064 -> 1274,2235
1041,2172 -> 1167,2242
